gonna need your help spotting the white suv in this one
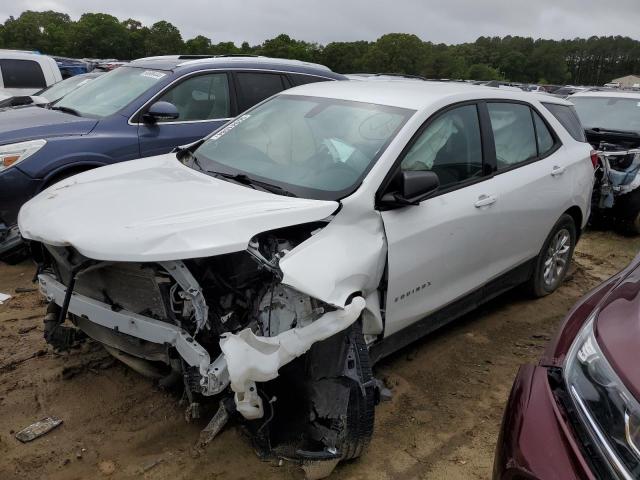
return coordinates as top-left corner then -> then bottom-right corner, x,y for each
19,81 -> 594,476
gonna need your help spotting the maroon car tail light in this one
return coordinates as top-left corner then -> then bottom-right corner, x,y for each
590,150 -> 599,169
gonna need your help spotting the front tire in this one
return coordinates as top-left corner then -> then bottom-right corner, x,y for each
527,214 -> 576,297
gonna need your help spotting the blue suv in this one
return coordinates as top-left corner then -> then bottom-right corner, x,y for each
0,55 -> 345,259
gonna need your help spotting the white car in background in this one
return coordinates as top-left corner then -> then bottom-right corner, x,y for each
19,81 -> 594,477
0,50 -> 62,99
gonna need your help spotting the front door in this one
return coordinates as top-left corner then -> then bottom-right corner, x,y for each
382,103 -> 500,336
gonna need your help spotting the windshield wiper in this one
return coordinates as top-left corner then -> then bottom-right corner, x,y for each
586,127 -> 640,137
208,171 -> 297,197
50,105 -> 81,117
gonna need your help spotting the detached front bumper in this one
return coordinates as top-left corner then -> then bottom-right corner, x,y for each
38,273 -> 230,395
493,365 -> 595,480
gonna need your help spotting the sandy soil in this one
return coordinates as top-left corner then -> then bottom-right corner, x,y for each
0,230 -> 638,480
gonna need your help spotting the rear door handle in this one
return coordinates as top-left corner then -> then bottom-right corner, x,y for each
551,165 -> 566,176
474,194 -> 497,208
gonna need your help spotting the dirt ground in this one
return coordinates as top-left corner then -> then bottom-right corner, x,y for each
0,230 -> 638,480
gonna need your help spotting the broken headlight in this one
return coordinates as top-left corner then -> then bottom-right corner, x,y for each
564,314 -> 640,479
0,139 -> 46,172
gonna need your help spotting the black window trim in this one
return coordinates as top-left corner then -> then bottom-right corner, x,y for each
483,99 -> 562,177
131,70 -> 236,125
376,100 -> 492,206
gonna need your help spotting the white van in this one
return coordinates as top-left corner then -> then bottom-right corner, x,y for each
0,50 -> 62,97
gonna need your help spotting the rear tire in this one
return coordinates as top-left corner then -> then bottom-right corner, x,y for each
614,189 -> 640,235
527,214 -> 576,297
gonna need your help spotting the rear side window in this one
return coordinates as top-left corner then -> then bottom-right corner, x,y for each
288,73 -> 330,86
542,103 -> 586,142
0,59 -> 46,88
533,111 -> 555,156
236,72 -> 287,112
488,103 -> 537,170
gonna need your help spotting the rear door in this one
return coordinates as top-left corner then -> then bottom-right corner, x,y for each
382,102 -> 500,336
483,101 -> 569,275
138,72 -> 233,157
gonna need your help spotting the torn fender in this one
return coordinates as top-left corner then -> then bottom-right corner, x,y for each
278,210 -> 387,309
219,296 -> 366,419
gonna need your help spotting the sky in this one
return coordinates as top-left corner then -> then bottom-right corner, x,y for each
1,0 -> 640,45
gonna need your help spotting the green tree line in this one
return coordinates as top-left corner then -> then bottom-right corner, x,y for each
2,10 -> 640,85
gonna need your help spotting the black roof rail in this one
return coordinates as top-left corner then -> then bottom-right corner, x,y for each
177,55 -> 216,59
177,54 -> 261,60
214,54 -> 260,58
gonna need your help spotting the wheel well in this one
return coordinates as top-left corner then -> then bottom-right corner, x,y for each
41,165 -> 96,191
564,206 -> 583,240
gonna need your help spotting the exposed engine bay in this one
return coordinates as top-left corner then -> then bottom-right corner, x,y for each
32,222 -> 380,478
587,130 -> 640,232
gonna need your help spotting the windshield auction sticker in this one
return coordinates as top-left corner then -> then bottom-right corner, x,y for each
140,70 -> 167,80
210,114 -> 251,140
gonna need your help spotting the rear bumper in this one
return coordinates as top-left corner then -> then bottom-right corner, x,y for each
493,365 -> 595,480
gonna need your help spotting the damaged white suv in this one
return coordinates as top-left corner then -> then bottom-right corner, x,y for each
19,81 -> 593,476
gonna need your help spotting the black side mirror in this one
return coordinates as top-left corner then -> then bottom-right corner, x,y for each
379,170 -> 439,209
142,101 -> 179,123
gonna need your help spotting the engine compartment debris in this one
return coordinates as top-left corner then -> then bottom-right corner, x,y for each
15,416 -> 63,442
27,218 -> 382,477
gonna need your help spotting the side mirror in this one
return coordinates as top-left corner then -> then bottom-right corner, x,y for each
379,170 -> 440,208
142,101 -> 179,123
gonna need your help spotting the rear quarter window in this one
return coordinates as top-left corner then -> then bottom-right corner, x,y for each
542,102 -> 586,142
0,59 -> 47,89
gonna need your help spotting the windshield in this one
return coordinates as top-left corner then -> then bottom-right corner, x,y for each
192,95 -> 413,200
38,75 -> 96,103
572,96 -> 640,132
55,67 -> 167,118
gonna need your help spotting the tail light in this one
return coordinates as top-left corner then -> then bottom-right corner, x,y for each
590,150 -> 599,169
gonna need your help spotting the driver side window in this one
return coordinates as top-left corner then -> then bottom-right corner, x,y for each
401,104 -> 483,189
156,73 -> 230,122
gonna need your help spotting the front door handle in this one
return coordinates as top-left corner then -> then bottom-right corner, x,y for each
551,165 -> 566,176
474,194 -> 497,208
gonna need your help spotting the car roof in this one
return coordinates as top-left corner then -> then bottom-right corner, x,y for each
128,55 -> 344,79
279,80 -> 573,111
571,90 -> 640,100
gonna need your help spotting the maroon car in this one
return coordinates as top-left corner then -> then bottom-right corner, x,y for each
494,254 -> 640,479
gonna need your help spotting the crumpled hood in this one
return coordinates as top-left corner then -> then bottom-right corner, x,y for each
0,106 -> 97,144
19,154 -> 339,261
595,260 -> 640,401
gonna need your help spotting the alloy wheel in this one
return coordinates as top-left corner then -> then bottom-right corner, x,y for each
543,228 -> 571,288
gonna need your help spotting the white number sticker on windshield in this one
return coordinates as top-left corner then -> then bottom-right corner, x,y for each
210,114 -> 251,140
140,71 -> 166,80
